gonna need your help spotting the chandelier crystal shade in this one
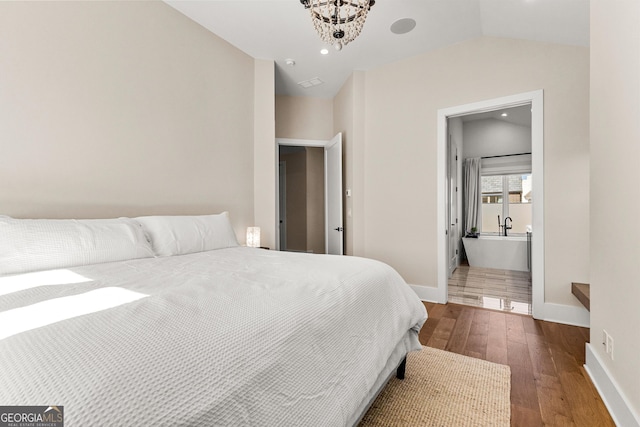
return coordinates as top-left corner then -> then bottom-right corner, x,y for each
300,0 -> 376,50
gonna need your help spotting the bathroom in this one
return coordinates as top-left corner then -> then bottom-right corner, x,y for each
449,104 -> 533,314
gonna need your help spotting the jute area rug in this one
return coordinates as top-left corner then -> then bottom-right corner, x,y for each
359,346 -> 511,427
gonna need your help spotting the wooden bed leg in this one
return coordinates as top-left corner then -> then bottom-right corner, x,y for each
396,356 -> 407,380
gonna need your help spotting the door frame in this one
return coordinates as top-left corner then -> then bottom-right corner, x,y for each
436,90 -> 545,319
278,161 -> 287,251
324,133 -> 344,255
447,134 -> 459,277
275,137 -> 343,253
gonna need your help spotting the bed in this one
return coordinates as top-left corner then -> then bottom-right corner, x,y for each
0,213 -> 427,426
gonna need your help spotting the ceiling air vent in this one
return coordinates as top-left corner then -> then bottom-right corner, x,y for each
297,77 -> 324,88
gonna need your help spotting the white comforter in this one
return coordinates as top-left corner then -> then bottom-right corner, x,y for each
0,247 -> 427,426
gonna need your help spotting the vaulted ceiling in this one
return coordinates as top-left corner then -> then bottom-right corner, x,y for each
165,0 -> 589,98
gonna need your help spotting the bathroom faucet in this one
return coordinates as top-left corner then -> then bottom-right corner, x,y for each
504,217 -> 512,236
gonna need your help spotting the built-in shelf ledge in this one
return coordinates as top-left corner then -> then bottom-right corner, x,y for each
572,282 -> 590,311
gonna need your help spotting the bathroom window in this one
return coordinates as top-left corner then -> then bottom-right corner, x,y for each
481,174 -> 532,234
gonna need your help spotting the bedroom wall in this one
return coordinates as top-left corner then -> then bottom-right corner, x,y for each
275,95 -> 334,140
0,1 -> 257,240
590,0 -> 640,421
333,72 -> 366,257
360,36 -> 590,309
253,59 -> 276,249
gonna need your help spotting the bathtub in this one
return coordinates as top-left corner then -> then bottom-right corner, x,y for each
462,235 -> 529,272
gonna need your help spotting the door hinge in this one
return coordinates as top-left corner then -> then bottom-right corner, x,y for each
456,249 -> 458,255
456,155 -> 458,160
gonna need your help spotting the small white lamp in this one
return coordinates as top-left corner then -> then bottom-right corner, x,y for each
246,227 -> 261,248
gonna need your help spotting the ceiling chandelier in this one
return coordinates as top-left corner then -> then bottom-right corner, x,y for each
300,0 -> 376,51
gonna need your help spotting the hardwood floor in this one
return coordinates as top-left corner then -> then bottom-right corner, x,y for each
419,302 -> 615,426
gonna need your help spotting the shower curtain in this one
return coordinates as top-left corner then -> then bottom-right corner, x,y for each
463,158 -> 482,234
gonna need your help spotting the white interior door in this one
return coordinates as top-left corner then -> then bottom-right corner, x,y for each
325,133 -> 343,255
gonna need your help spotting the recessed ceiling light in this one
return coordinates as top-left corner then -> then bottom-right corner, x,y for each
285,58 -> 295,66
501,112 -> 508,117
390,18 -> 416,35
320,48 -> 329,55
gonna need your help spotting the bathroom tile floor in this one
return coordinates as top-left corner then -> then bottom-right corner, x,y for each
448,264 -> 532,315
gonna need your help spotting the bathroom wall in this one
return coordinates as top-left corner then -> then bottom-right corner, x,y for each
462,116 -> 533,235
462,118 -> 531,160
448,117 -> 464,266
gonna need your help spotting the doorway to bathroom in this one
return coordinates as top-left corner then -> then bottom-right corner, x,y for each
437,91 -> 544,319
454,104 -> 532,314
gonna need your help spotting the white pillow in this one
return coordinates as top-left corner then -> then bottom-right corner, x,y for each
135,212 -> 239,257
0,217 -> 155,276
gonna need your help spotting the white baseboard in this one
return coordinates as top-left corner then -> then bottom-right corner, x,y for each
541,302 -> 590,327
585,343 -> 640,427
409,284 -> 439,303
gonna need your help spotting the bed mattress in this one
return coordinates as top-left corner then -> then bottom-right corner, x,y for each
0,247 -> 427,426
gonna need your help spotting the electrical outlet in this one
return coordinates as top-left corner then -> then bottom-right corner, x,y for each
603,330 -> 615,360
606,334 -> 614,360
